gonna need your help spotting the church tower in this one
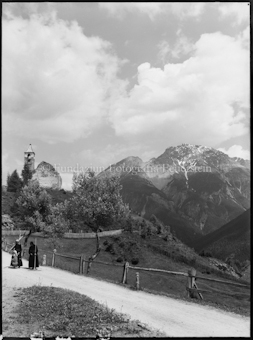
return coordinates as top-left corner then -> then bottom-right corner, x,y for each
24,144 -> 35,171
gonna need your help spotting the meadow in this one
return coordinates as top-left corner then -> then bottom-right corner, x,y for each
5,232 -> 250,317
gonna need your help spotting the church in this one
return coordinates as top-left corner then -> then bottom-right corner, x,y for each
24,144 -> 62,189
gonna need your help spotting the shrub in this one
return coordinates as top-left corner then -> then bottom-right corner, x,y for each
103,240 -> 108,246
116,257 -> 123,263
199,250 -> 213,257
105,243 -> 114,252
131,258 -> 139,265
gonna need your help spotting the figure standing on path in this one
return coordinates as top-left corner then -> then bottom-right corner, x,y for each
28,241 -> 39,269
10,249 -> 18,268
14,240 -> 23,268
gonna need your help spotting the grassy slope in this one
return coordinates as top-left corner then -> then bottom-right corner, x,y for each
192,209 -> 251,262
13,285 -> 163,337
2,189 -> 250,316
5,231 -> 250,316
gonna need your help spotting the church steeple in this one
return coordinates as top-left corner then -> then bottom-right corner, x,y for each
24,144 -> 35,171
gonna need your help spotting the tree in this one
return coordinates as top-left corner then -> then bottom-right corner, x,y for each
21,163 -> 33,186
16,180 -> 52,230
7,170 -> 23,193
71,171 -> 130,272
7,173 -> 10,187
16,180 -> 69,247
43,201 -> 70,248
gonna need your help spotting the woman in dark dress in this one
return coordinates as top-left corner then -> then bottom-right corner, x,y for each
14,240 -> 23,268
28,241 -> 39,269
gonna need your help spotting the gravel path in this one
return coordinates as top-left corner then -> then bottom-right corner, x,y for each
2,251 -> 250,337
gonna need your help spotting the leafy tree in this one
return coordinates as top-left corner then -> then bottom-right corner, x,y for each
16,180 -> 52,229
21,163 -> 33,186
71,171 -> 130,271
7,172 -> 10,187
7,170 -> 23,193
122,215 -> 134,233
43,201 -> 70,248
16,180 -> 69,247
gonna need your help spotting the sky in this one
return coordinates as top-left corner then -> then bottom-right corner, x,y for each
2,2 -> 250,190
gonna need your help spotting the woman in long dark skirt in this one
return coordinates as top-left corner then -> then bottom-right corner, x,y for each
14,240 -> 23,268
28,241 -> 39,269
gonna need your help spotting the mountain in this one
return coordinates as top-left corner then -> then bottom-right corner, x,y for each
191,209 -> 251,262
100,144 -> 250,244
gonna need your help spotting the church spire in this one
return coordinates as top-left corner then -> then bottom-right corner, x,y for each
26,144 -> 34,153
24,144 -> 35,171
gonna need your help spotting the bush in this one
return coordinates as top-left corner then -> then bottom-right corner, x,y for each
105,243 -> 114,252
116,257 -> 123,263
131,258 -> 139,265
103,240 -> 108,246
199,250 -> 213,257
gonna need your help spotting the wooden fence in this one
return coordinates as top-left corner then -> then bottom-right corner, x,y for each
2,241 -> 250,301
2,229 -> 123,238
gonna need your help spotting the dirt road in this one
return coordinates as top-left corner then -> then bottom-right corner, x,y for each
2,251 -> 250,337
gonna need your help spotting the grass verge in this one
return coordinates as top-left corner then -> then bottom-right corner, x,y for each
15,285 -> 164,338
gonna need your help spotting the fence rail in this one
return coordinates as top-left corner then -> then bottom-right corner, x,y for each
55,253 -> 81,260
2,229 -> 123,238
128,265 -> 188,277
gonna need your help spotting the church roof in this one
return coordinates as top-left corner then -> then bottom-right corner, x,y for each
25,144 -> 34,153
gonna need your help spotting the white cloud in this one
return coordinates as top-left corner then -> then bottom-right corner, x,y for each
218,2 -> 249,26
79,144 -> 144,169
157,40 -> 171,64
158,30 -> 195,63
2,13 -> 126,143
109,31 -> 250,147
99,2 -> 205,20
218,145 -> 250,160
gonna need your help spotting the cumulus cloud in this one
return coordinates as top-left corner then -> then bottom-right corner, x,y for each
109,31 -> 249,147
99,2 -> 205,20
158,30 -> 195,63
2,13 -> 126,143
218,2 -> 249,26
218,145 -> 250,160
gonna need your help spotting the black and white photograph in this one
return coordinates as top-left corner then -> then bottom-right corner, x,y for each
2,2 -> 250,338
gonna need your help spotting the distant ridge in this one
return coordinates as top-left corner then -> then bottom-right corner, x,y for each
191,209 -> 251,261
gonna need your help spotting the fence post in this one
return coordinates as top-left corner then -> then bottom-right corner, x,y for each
122,261 -> 129,284
187,268 -> 196,298
136,272 -> 140,290
52,249 -> 57,267
82,257 -> 86,275
79,255 -> 84,274
42,254 -> 47,266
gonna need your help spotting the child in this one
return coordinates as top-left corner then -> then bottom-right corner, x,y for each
11,250 -> 18,268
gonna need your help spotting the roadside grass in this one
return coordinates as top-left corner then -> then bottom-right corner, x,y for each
5,233 -> 250,317
15,285 -> 163,337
